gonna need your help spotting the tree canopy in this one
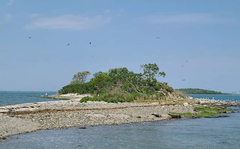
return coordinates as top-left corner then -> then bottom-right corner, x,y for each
69,71 -> 91,85
59,63 -> 169,96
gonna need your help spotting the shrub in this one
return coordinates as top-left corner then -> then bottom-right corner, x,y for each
80,96 -> 92,102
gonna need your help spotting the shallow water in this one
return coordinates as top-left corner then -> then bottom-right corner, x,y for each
0,94 -> 240,148
188,94 -> 240,103
0,91 -> 57,106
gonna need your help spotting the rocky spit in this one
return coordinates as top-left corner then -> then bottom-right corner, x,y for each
0,94 -> 238,140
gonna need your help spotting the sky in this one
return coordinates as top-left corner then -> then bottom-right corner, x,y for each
0,0 -> 240,93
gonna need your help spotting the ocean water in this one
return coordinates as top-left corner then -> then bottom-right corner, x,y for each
188,94 -> 240,103
0,91 -> 57,106
0,93 -> 240,149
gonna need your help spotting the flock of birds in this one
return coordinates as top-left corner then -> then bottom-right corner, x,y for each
181,61 -> 188,82
28,36 -> 187,82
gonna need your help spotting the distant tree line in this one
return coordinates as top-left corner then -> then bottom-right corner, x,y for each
175,88 -> 225,94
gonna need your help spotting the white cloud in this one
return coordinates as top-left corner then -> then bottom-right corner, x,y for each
25,15 -> 111,30
118,8 -> 124,16
5,14 -> 12,22
145,13 -> 231,24
7,0 -> 15,6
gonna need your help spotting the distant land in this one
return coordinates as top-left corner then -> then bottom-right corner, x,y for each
175,88 -> 226,95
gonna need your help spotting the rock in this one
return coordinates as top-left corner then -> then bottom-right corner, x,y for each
173,100 -> 179,102
199,100 -> 209,104
152,113 -> 161,117
77,126 -> 87,129
151,102 -> 159,105
161,114 -> 172,119
108,114 -> 130,119
132,115 -> 142,118
204,115 -> 229,118
161,102 -> 166,105
85,114 -> 106,118
0,108 -> 9,113
168,114 -> 181,118
183,102 -> 188,106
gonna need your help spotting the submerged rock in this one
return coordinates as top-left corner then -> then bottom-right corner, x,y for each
204,115 -> 229,118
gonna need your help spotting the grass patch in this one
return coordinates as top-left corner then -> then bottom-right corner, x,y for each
80,93 -> 139,103
170,106 -> 234,118
40,96 -> 70,100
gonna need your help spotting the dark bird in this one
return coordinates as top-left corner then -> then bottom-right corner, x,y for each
156,37 -> 160,39
89,42 -> 91,44
67,43 -> 70,46
28,37 -> 31,39
186,61 -> 188,62
182,79 -> 185,81
182,65 -> 183,67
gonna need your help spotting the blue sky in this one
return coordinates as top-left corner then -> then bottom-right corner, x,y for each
1,0 -> 240,93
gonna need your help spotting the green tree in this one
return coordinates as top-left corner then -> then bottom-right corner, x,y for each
108,67 -> 129,77
91,72 -> 111,91
140,63 -> 166,80
93,71 -> 104,78
70,71 -> 91,85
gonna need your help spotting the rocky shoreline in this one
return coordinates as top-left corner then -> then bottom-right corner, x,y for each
0,94 -> 238,141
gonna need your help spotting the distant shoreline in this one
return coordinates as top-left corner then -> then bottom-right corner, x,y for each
176,88 -> 226,95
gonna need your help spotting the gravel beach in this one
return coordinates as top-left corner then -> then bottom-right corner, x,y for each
0,94 -> 238,140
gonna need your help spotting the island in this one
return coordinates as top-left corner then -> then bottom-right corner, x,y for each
0,63 -> 238,141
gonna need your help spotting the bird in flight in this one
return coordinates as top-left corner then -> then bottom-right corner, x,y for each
182,79 -> 185,81
156,37 -> 160,39
186,61 -> 188,62
89,42 -> 91,44
67,43 -> 70,46
28,37 -> 31,39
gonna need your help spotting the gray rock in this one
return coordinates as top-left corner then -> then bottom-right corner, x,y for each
168,114 -> 181,118
152,113 -> 161,117
183,102 -> 188,106
204,115 -> 229,118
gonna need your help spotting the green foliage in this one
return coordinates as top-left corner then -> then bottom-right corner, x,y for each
71,71 -> 91,85
122,83 -> 135,92
108,67 -> 129,77
80,96 -> 94,102
176,88 -> 225,94
170,106 -> 233,118
58,82 -> 95,94
59,63 -> 175,103
140,63 -> 166,80
41,97 -> 70,100
79,93 -> 136,103
93,71 -> 104,78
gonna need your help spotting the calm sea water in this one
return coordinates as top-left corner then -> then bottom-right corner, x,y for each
0,93 -> 240,149
0,91 -> 57,106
